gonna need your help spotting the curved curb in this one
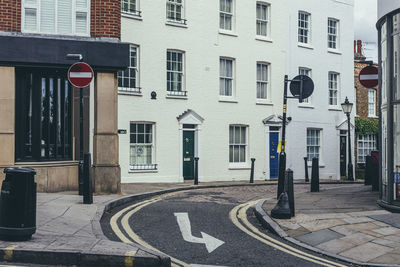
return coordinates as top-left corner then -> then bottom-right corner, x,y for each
254,199 -> 400,267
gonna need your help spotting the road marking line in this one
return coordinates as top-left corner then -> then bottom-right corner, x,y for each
124,250 -> 137,267
237,202 -> 347,267
229,201 -> 347,267
3,245 -> 18,261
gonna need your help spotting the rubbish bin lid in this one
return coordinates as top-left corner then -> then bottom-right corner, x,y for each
4,167 -> 36,175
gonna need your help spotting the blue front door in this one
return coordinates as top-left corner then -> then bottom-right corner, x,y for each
269,132 -> 279,178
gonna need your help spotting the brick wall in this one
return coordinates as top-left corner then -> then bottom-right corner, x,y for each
0,0 -> 21,32
354,62 -> 379,118
0,0 -> 120,39
91,0 -> 121,38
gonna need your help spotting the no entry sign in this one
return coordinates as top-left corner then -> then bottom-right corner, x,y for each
68,62 -> 94,88
359,65 -> 378,88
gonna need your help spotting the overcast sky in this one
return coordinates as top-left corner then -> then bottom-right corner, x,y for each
354,0 -> 378,62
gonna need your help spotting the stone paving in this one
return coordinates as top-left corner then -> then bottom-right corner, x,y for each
263,184 -> 400,266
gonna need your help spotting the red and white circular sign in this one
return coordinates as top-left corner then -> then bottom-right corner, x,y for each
68,62 -> 94,88
359,65 -> 378,88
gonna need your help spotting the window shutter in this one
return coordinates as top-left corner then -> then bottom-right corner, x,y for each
58,0 -> 72,34
40,0 -> 56,33
24,8 -> 37,31
75,0 -> 88,34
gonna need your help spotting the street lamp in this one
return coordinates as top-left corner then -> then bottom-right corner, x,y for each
341,97 -> 354,181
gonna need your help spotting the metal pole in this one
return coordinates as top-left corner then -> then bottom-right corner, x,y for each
286,169 -> 295,217
250,158 -> 255,183
304,157 -> 309,182
277,75 -> 288,199
78,88 -> 84,195
347,113 -> 354,181
83,153 -> 93,204
194,157 -> 199,185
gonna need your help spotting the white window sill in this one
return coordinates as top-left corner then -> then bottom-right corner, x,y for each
129,169 -> 158,173
165,21 -> 188,28
255,36 -> 273,43
256,99 -> 273,105
219,97 -> 238,103
118,88 -> 143,96
122,12 -> 143,21
229,163 -> 251,170
219,30 -> 238,37
298,43 -> 314,50
368,115 -> 378,119
166,95 -> 188,100
327,48 -> 342,55
328,106 -> 342,111
298,103 -> 314,109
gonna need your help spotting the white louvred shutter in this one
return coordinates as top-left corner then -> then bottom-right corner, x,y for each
57,0 -> 72,34
75,0 -> 88,34
40,0 -> 56,33
24,8 -> 37,31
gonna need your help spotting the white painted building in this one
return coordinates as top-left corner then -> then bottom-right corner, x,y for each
118,0 -> 288,183
285,0 -> 355,180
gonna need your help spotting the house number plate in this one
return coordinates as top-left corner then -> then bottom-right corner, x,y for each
184,158 -> 191,161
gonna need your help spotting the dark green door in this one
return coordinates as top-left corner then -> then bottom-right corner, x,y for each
183,131 -> 195,180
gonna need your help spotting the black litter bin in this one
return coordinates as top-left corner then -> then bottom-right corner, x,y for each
0,167 -> 36,241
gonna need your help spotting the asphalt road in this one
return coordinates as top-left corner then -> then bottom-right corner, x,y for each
102,185 -> 352,267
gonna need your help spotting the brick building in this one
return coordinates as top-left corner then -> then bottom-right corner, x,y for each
0,0 -> 129,193
354,40 -> 379,178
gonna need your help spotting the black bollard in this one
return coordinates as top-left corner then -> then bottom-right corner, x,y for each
194,157 -> 199,185
250,158 -> 256,183
83,153 -> 93,204
271,192 -> 291,219
286,169 -> 295,217
311,157 -> 319,192
277,153 -> 286,199
78,160 -> 84,196
304,157 -> 309,182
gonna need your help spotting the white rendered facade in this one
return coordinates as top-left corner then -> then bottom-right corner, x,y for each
285,0 -> 355,180
118,0 -> 287,183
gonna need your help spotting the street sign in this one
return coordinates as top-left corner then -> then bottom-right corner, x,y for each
289,75 -> 314,102
359,65 -> 378,88
68,62 -> 94,88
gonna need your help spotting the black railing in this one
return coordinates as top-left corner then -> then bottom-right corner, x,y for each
167,17 -> 187,25
167,90 -> 187,97
118,87 -> 142,94
130,164 -> 158,171
122,9 -> 142,17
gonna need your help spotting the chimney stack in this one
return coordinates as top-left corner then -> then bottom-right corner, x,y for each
354,40 -> 366,61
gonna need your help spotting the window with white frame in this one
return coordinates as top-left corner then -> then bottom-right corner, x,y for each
256,2 -> 269,37
307,129 -> 320,161
167,50 -> 185,96
118,45 -> 140,94
122,0 -> 141,17
329,72 -> 339,106
298,11 -> 310,44
299,67 -> 311,103
166,0 -> 185,24
368,89 -> 376,117
328,18 -> 339,49
22,0 -> 90,35
229,125 -> 248,163
130,123 -> 156,170
220,58 -> 234,97
357,134 -> 376,163
220,0 -> 233,31
257,62 -> 269,100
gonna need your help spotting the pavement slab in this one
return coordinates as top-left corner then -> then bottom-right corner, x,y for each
339,242 -> 393,262
296,229 -> 344,246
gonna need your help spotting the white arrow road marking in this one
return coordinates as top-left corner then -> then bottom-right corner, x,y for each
174,212 -> 225,253
191,265 -> 229,267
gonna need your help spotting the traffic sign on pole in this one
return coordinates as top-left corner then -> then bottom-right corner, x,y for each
68,62 -> 94,88
359,65 -> 378,88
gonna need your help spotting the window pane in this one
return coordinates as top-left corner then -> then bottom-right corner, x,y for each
75,12 -> 87,34
25,8 -> 37,31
